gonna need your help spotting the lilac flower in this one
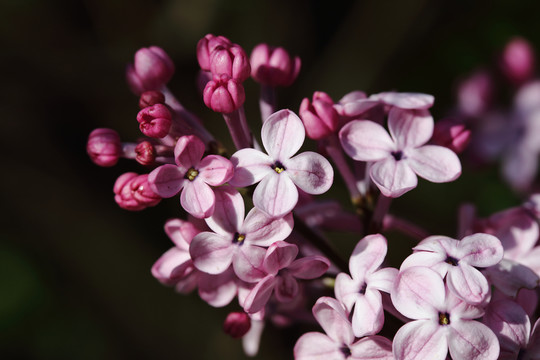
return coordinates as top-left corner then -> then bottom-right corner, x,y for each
391,267 -> 499,360
294,297 -> 393,360
243,241 -> 329,314
189,186 -> 293,281
335,234 -> 398,338
229,109 -> 334,217
369,91 -> 435,110
148,135 -> 234,218
400,233 -> 503,305
339,107 -> 461,197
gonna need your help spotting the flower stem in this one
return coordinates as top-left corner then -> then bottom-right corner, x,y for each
259,85 -> 276,122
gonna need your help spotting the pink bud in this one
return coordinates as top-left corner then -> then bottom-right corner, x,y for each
135,141 -> 155,165
87,128 -> 122,167
299,91 -> 339,140
139,90 -> 165,109
250,43 -> 301,87
223,312 -> 251,339
501,37 -> 535,85
203,74 -> 245,114
113,172 -> 161,211
431,117 -> 471,154
136,104 -> 172,138
210,45 -> 251,82
457,70 -> 493,117
196,34 -> 233,71
126,46 -> 175,95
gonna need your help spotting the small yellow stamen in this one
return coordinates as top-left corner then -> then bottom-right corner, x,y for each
274,166 -> 284,174
439,313 -> 450,325
187,168 -> 199,181
236,234 -> 245,242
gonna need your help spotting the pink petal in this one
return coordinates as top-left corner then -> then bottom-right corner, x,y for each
391,267 -> 444,320
232,245 -> 267,282
370,92 -> 434,110
388,108 -> 434,149
340,99 -> 381,118
253,172 -> 298,217
392,320 -> 448,360
483,299 -> 530,353
205,186 -> 244,235
459,233 -> 504,267
407,145 -> 461,183
189,232 -> 235,274
339,120 -> 395,161
447,320 -> 499,360
180,181 -> 215,218
174,270 -> 198,294
243,274 -> 276,314
352,290 -> 384,337
174,135 -> 204,170
335,273 -> 361,312
242,208 -> 294,246
370,157 -> 418,197
294,332 -> 343,360
447,264 -> 489,305
148,164 -> 186,198
529,318 -> 540,356
274,272 -> 299,302
164,218 -> 201,249
400,251 -> 448,278
485,259 -> 539,296
262,109 -> 305,161
151,247 -> 191,285
242,319 -> 265,357
263,241 -> 298,275
289,256 -> 330,279
349,336 -> 393,359
229,148 -> 273,187
198,269 -> 237,307
349,234 -> 388,282
284,152 -> 334,195
368,267 -> 399,294
198,155 -> 234,186
313,297 -> 355,345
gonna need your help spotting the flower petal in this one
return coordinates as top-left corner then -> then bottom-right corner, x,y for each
335,273 -> 361,312
388,108 -> 434,149
253,172 -> 298,217
289,256 -> 330,279
198,155 -> 234,186
274,272 -> 299,302
262,109 -> 305,161
368,267 -> 399,294
164,218 -> 201,249
242,208 -> 294,246
198,269 -> 237,307
407,145 -> 461,183
349,336 -> 393,360
205,186 -> 244,235
352,290 -> 384,337
294,332 -> 343,360
447,320 -> 499,360
180,181 -> 215,218
484,259 -> 539,296
243,274 -> 276,314
447,264 -> 490,305
370,92 -> 434,110
483,299 -> 530,353
285,152 -> 334,195
174,135 -> 204,170
233,244 -> 267,282
349,234 -> 388,281
148,164 -> 186,198
151,247 -> 191,285
370,157 -> 418,197
313,297 -> 354,345
459,233 -> 504,267
339,120 -> 395,161
262,241 -> 298,275
229,148 -> 273,187
189,232 -> 234,274
392,320 -> 447,360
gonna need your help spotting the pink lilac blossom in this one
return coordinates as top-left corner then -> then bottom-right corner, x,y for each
148,135 -> 233,218
229,109 -> 334,217
391,266 -> 499,360
294,297 -> 393,360
339,107 -> 461,197
250,43 -> 301,87
334,234 -> 398,338
400,233 -> 503,305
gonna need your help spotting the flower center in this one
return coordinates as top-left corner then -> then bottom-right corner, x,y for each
445,256 -> 459,266
339,345 -> 351,358
359,283 -> 367,295
391,150 -> 404,161
232,232 -> 246,245
438,312 -> 450,325
272,161 -> 286,174
186,168 -> 199,181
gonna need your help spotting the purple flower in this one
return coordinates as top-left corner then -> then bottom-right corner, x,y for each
391,267 -> 500,360
339,107 -> 461,197
229,109 -> 334,217
148,135 -> 234,218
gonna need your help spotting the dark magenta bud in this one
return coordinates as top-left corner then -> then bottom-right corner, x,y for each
203,74 -> 245,114
113,172 -> 161,211
196,34 -> 233,71
210,44 -> 251,82
135,141 -> 155,165
299,91 -> 339,140
139,90 -> 166,109
223,312 -> 251,339
431,118 -> 471,154
136,104 -> 172,138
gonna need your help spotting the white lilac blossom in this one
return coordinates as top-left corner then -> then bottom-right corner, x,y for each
229,109 -> 334,217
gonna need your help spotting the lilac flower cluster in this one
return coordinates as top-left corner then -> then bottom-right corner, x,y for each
87,35 -> 540,359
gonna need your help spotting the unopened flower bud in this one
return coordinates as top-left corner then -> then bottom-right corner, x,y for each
136,104 -> 172,138
501,37 -> 535,85
250,43 -> 301,87
126,46 -> 175,95
135,141 -> 155,165
223,312 -> 251,339
431,118 -> 471,154
113,172 -> 161,211
139,90 -> 166,109
197,34 -> 233,71
457,70 -> 493,117
299,91 -> 339,140
87,128 -> 122,167
203,74 -> 245,114
210,45 -> 251,82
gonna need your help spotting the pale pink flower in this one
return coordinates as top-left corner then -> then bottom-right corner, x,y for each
148,135 -> 234,218
339,108 -> 461,197
335,234 -> 398,338
229,109 -> 334,217
243,241 -> 329,314
189,186 -> 294,281
391,267 -> 499,360
294,297 -> 393,360
400,233 -> 503,305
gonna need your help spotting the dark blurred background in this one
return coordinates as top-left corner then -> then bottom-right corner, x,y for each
2,0 -> 539,358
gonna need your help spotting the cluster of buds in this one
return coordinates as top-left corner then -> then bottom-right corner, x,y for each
87,34 -> 540,359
